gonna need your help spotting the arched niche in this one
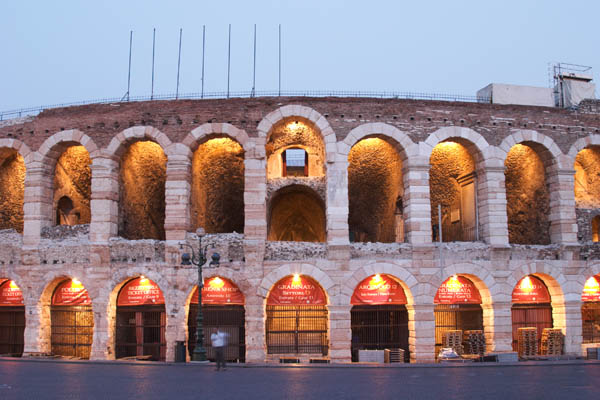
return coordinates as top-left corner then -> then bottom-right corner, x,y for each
0,279 -> 25,356
574,146 -> 600,242
53,145 -> 91,226
505,143 -> 551,244
0,148 -> 25,232
191,137 -> 244,233
267,185 -> 326,242
348,137 -> 404,243
119,141 -> 166,240
582,274 -> 600,344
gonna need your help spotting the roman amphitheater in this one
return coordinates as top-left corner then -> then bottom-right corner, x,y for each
1,93 -> 600,363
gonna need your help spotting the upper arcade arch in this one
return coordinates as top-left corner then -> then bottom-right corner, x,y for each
183,122 -> 251,154
0,142 -> 27,233
340,123 -> 416,160
37,130 -> 99,168
105,126 -> 172,159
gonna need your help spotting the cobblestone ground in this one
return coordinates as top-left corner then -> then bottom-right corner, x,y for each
0,360 -> 599,400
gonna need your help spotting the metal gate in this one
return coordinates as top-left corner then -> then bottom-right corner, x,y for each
435,304 -> 483,355
188,304 -> 246,362
266,305 -> 328,355
0,307 -> 25,356
582,302 -> 600,343
50,306 -> 93,359
351,305 -> 409,362
511,303 -> 553,352
116,306 -> 166,361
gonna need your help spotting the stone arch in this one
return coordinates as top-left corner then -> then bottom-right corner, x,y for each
105,126 -> 172,159
182,123 -> 251,154
424,126 -> 497,168
499,130 -> 567,169
0,139 -> 29,233
577,262 -> 600,302
0,138 -> 32,165
341,123 -> 417,161
184,268 -> 251,308
37,130 -> 99,169
257,264 -> 334,302
568,134 -> 600,160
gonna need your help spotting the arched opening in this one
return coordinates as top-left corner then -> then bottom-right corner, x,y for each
191,138 -> 244,233
268,185 -> 326,242
0,279 -> 25,357
188,277 -> 245,362
115,277 -> 166,361
350,274 -> 409,362
119,141 -> 166,240
582,274 -> 600,344
50,279 -> 93,359
430,141 -> 478,242
574,147 -> 600,242
0,149 -> 25,233
505,144 -> 551,244
266,118 -> 325,179
265,275 -> 328,357
434,275 -> 485,357
348,137 -> 404,243
511,275 -> 558,356
53,145 -> 91,226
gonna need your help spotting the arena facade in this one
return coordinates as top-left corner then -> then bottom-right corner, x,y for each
1,95 -> 600,363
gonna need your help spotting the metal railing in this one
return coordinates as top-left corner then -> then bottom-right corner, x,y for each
0,90 -> 490,121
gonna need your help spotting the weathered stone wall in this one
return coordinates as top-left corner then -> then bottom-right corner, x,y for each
574,147 -> 600,209
53,145 -> 91,225
0,151 -> 25,232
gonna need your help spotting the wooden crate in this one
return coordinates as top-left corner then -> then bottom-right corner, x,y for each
517,327 -> 538,357
443,330 -> 464,355
541,328 -> 563,356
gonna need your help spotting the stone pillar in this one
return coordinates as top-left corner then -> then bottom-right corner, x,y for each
329,304 -> 351,363
164,147 -> 192,243
244,138 -> 267,264
403,161 -> 432,245
408,304 -> 435,363
478,166 -> 509,245
556,300 -> 583,356
326,155 -> 349,246
487,301 -> 513,353
22,301 -> 44,355
90,155 -> 119,244
22,158 -> 53,248
244,298 -> 266,362
90,298 -> 110,360
164,300 -> 188,362
547,168 -> 578,244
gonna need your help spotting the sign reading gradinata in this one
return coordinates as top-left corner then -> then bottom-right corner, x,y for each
582,275 -> 600,302
52,280 -> 92,306
512,275 -> 551,304
351,274 -> 407,305
117,277 -> 165,306
191,277 -> 245,305
0,280 -> 24,306
434,276 -> 482,304
267,275 -> 326,305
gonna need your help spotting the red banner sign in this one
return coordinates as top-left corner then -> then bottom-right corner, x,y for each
0,280 -> 24,306
117,277 -> 165,306
512,275 -> 551,304
191,277 -> 245,305
351,274 -> 407,305
267,275 -> 326,305
582,275 -> 600,302
434,276 -> 482,304
52,280 -> 92,306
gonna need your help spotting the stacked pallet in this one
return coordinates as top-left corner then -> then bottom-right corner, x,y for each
540,328 -> 563,356
384,348 -> 405,363
517,327 -> 538,357
463,330 -> 486,356
443,330 -> 464,355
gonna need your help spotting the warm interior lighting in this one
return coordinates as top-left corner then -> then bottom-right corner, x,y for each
519,276 -> 534,292
437,141 -> 461,152
208,276 -> 225,288
446,275 -> 462,292
292,274 -> 301,285
9,280 -> 19,289
139,276 -> 148,284
584,276 -> 600,293
369,274 -> 384,287
71,278 -> 83,289
287,121 -> 304,133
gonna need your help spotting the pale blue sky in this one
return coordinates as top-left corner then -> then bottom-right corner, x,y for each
1,0 -> 598,111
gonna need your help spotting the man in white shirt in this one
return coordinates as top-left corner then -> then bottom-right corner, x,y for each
210,328 -> 229,371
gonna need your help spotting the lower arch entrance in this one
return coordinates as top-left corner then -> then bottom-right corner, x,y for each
50,279 -> 94,359
115,277 -> 166,361
434,275 -> 484,357
0,279 -> 25,357
582,274 -> 600,344
350,274 -> 409,362
266,275 -> 328,357
188,277 -> 246,362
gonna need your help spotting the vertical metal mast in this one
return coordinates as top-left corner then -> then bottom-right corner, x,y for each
251,24 -> 257,97
151,28 -> 156,100
126,30 -> 133,101
201,25 -> 206,99
176,28 -> 183,100
278,24 -> 281,96
227,24 -> 231,98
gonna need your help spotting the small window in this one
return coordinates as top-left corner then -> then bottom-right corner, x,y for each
282,148 -> 308,177
593,216 -> 600,242
56,196 -> 78,226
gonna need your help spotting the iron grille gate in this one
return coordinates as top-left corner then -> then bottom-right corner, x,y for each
582,302 -> 600,344
511,303 -> 553,352
116,306 -> 166,361
435,304 -> 483,355
0,306 -> 25,356
266,305 -> 328,355
188,305 -> 246,362
351,305 -> 409,362
50,306 -> 93,359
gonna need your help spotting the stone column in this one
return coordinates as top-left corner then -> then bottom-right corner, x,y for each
329,304 -> 351,363
90,298 -> 110,360
90,155 -> 119,244
164,301 -> 188,362
244,298 -> 266,363
478,166 -> 509,245
408,304 -> 435,363
22,301 -> 45,355
22,158 -> 53,248
244,138 -> 267,264
164,147 -> 192,243
403,161 -> 432,245
547,168 -> 578,244
487,301 -> 513,353
557,300 -> 583,356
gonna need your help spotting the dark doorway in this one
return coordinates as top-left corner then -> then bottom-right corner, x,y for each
116,306 -> 166,361
434,304 -> 483,356
511,303 -> 553,352
0,307 -> 25,356
266,305 -> 328,355
51,305 -> 93,359
351,305 -> 409,362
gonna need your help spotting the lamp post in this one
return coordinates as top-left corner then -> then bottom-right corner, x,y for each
180,234 -> 220,362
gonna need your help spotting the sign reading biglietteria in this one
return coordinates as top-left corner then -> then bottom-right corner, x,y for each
117,277 -> 165,306
267,275 -> 326,305
0,280 -> 24,306
52,280 -> 92,306
351,274 -> 407,305
512,275 -> 551,304
191,277 -> 245,305
434,276 -> 482,304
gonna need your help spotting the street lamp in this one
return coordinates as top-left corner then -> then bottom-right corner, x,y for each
180,233 -> 220,362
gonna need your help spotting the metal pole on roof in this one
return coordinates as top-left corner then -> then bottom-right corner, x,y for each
201,25 -> 206,99
251,24 -> 256,97
176,28 -> 183,100
126,30 -> 133,102
278,24 -> 281,96
227,24 -> 231,99
151,28 -> 156,100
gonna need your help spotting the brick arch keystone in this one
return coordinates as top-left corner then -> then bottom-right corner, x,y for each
340,123 -> 417,161
257,263 -> 335,301
340,262 -> 417,305
182,122 -> 251,154
105,126 -> 172,158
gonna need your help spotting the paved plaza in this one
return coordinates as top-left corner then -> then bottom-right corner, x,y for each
0,360 -> 599,399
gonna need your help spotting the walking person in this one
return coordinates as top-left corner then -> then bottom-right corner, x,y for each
211,328 -> 229,371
